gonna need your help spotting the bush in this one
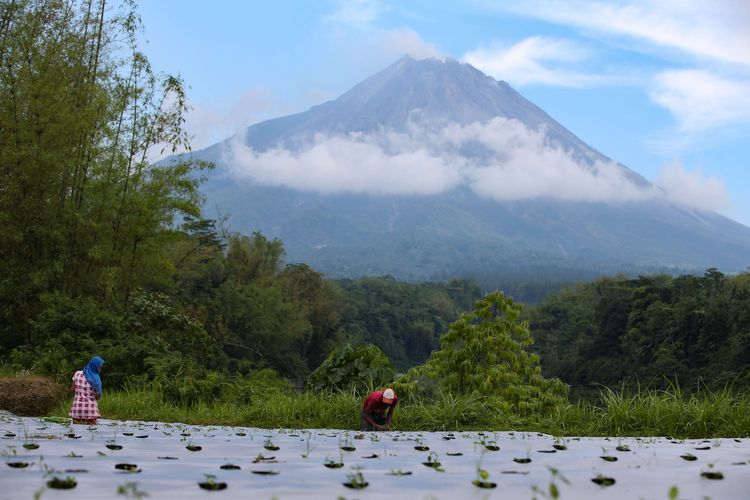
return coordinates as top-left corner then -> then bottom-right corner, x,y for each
398,291 -> 568,414
307,344 -> 395,392
0,375 -> 65,416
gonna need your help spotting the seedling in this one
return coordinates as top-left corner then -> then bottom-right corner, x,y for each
106,439 -> 123,451
198,474 -> 227,490
65,451 -> 82,458
422,451 -> 444,471
263,437 -> 280,451
600,446 -> 617,462
301,431 -> 314,458
386,469 -> 412,476
342,466 -> 368,489
472,450 -> 497,489
116,481 -> 149,499
414,437 -> 429,451
339,433 -> 355,452
115,463 -> 141,473
531,466 -> 570,500
324,450 -> 344,468
553,438 -> 567,451
591,474 -> 616,487
7,461 -> 31,468
46,476 -> 77,489
700,463 -> 724,480
185,438 -> 202,452
514,445 -> 533,463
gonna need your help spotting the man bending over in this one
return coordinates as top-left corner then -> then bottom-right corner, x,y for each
361,388 -> 398,431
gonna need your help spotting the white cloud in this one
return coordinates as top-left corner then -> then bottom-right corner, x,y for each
324,0 -> 384,28
181,89 -> 275,153
323,0 -> 442,61
656,161 -> 730,212
227,118 -> 657,203
501,0 -> 750,68
462,36 -> 617,87
650,70 -> 750,132
380,28 -> 443,60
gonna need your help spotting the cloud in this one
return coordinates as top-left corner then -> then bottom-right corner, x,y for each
656,161 -> 730,211
462,36 -> 617,87
650,70 -> 750,132
324,0 -> 384,28
380,28 -> 443,60
227,118 -> 657,203
180,89 -> 276,153
500,0 -> 750,67
323,0 -> 443,61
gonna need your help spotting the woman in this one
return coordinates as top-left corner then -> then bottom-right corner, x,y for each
69,356 -> 104,425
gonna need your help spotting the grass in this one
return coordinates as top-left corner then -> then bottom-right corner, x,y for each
45,383 -> 750,438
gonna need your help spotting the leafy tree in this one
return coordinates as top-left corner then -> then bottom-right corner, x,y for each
528,269 -> 750,396
308,344 -> 394,393
398,291 -> 567,414
0,0 -> 205,351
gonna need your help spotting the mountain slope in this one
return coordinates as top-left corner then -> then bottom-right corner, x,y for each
182,56 -> 750,285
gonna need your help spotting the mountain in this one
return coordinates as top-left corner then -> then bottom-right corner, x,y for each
180,56 -> 750,288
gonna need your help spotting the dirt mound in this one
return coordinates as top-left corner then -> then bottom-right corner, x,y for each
0,376 -> 65,416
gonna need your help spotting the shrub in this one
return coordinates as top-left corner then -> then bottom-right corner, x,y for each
0,375 -> 65,416
307,344 -> 395,392
398,291 -> 568,414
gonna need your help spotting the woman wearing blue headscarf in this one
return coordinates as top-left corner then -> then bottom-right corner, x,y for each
68,356 -> 105,424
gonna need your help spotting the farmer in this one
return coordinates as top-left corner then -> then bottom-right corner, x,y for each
69,355 -> 104,425
361,387 -> 398,431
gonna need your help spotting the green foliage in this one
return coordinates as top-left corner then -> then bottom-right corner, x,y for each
44,383 -> 750,437
399,291 -> 567,414
335,277 -> 480,370
0,0 -> 205,351
307,344 -> 395,392
528,269 -> 750,397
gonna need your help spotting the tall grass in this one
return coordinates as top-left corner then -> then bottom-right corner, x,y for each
48,384 -> 750,437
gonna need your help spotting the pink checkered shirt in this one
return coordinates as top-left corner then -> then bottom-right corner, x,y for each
68,370 -> 101,420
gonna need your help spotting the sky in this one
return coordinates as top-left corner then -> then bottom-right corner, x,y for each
136,0 -> 750,226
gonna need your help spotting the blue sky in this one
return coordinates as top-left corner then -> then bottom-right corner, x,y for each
137,0 -> 750,226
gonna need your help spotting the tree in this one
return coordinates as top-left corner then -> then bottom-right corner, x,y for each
307,344 -> 394,393
398,291 -> 567,414
0,0 -> 205,352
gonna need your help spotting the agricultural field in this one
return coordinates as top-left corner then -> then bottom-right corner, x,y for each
1,413 -> 748,499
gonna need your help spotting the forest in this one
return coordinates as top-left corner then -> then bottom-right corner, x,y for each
1,0 -> 748,414
527,269 -> 750,398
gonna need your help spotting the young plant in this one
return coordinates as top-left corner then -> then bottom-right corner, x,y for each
514,445 -> 533,464
532,467 -> 570,500
185,438 -> 201,452
552,437 -> 567,451
414,437 -> 429,451
591,474 -> 616,487
301,431 -> 313,458
324,448 -> 345,468
339,433 -> 355,452
700,462 -> 724,480
198,473 -> 227,491
422,451 -> 444,471
342,466 -> 368,489
472,450 -> 497,489
117,481 -> 149,499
